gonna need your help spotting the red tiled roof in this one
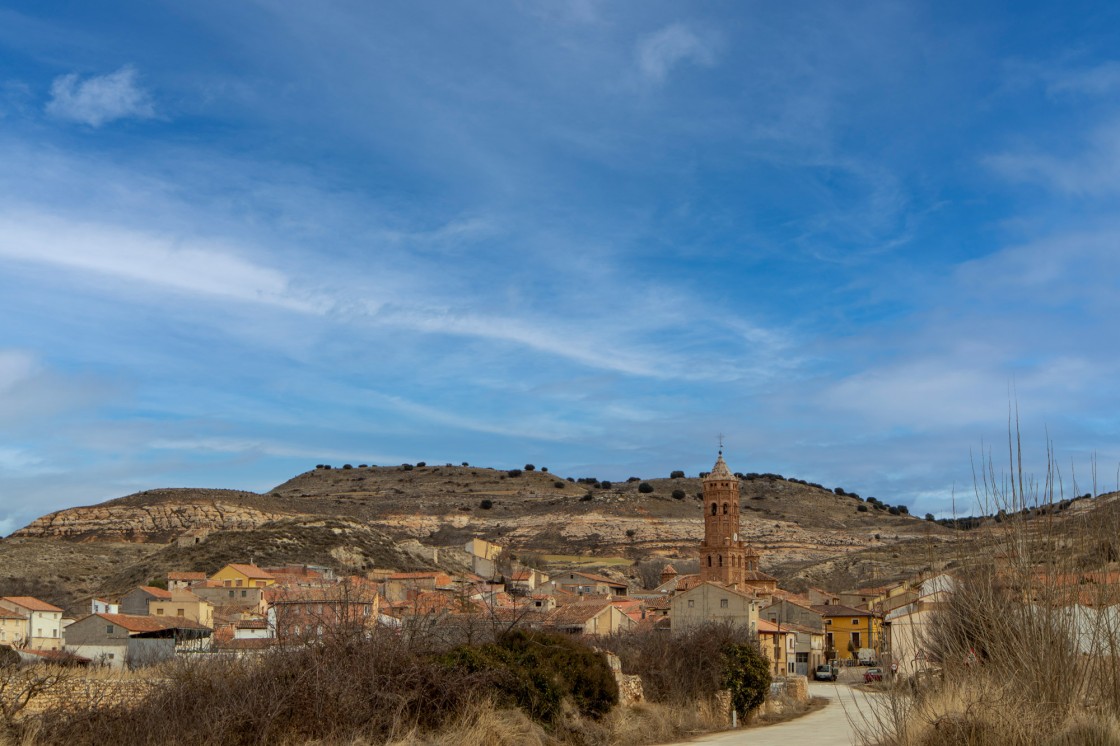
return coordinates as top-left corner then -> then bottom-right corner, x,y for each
96,613 -> 209,633
544,600 -> 613,626
168,572 -> 207,581
0,608 -> 27,620
136,586 -> 173,600
563,571 -> 628,587
1,596 -> 63,613
757,619 -> 791,634
510,570 -> 532,581
388,572 -> 449,581
224,564 -> 274,580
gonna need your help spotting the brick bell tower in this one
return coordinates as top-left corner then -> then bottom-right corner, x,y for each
698,450 -> 748,587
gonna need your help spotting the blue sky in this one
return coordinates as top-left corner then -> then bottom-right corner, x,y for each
2,1 -> 1119,535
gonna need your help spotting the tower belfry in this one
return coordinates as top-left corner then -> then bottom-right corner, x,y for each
698,450 -> 750,586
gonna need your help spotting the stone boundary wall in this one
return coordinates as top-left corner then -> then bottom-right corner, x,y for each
22,676 -> 163,716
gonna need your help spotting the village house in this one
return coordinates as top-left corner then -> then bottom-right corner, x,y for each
883,574 -> 954,676
91,598 -> 119,615
64,613 -> 211,669
148,591 -> 215,628
813,604 -> 883,661
464,538 -> 503,579
0,607 -> 26,647
211,563 -> 276,589
508,568 -> 549,593
671,581 -> 759,634
383,572 -> 454,603
545,571 -> 629,598
541,598 -> 635,636
266,584 -> 380,641
120,586 -> 173,615
784,622 -> 826,675
167,571 -> 207,591
0,597 -> 65,651
757,619 -> 794,676
191,580 -> 267,612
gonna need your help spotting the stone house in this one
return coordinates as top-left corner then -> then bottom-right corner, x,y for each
167,571 -> 207,591
464,538 -> 503,579
64,613 -> 210,669
120,586 -> 173,615
545,572 -> 629,598
0,597 -> 65,651
148,591 -> 214,628
670,581 -> 759,634
383,572 -> 454,603
191,580 -> 267,612
541,599 -> 635,636
267,585 -> 380,642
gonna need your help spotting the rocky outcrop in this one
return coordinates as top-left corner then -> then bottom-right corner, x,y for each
13,502 -> 288,543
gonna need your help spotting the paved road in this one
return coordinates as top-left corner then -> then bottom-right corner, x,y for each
667,682 -> 880,746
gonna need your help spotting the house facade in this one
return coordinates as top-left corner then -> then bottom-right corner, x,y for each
0,608 -> 26,647
120,586 -> 172,616
0,597 -> 64,651
813,604 -> 882,660
670,581 -> 759,634
64,613 -> 210,669
149,592 -> 214,628
211,564 -> 276,589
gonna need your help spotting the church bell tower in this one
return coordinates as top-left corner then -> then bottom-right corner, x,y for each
698,450 -> 748,586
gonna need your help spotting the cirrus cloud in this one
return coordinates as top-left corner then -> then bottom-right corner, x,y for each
46,65 -> 155,126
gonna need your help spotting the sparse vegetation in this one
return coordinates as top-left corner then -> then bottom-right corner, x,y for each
638,482 -> 654,494
670,470 -> 685,479
479,499 -> 493,510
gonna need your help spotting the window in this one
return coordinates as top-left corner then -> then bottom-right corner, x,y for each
851,632 -> 861,648
228,590 -> 235,598
106,625 -> 115,634
852,619 -> 860,626
722,503 -> 729,515
241,590 -> 247,598
236,579 -> 243,587
718,555 -> 723,567
720,598 -> 729,608
825,619 -> 832,625
176,609 -> 185,617
687,600 -> 695,608
156,608 -> 165,615
711,503 -> 717,516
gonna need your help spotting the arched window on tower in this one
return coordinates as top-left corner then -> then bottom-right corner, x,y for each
711,503 -> 717,516
718,555 -> 723,567
722,503 -> 729,515
707,555 -> 712,567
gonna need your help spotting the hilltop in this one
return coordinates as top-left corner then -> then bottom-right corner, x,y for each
1,462 -> 952,609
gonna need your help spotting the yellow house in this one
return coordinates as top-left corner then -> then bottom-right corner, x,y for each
0,607 -> 26,646
149,591 -> 215,628
813,604 -> 882,660
211,564 -> 276,590
757,619 -> 794,676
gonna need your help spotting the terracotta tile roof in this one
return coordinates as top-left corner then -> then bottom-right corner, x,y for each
544,600 -> 613,626
224,564 -> 274,580
662,564 -> 678,575
168,572 -> 207,581
235,619 -> 269,629
811,604 -> 873,617
388,571 -> 448,580
510,570 -> 532,581
136,586 -> 174,600
1,596 -> 63,613
562,571 -> 628,587
757,619 -> 791,634
0,608 -> 27,620
96,613 -> 209,633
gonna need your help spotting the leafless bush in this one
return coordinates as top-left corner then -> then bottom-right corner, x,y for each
599,622 -> 755,705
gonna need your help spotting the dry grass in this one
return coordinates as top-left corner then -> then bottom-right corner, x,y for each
855,422 -> 1120,746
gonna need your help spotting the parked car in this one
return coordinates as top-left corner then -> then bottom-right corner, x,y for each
864,667 -> 884,683
814,664 -> 838,681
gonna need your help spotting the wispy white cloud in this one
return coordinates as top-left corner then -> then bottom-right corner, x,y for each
1044,61 -> 1120,97
636,23 -> 715,83
46,65 -> 155,126
0,350 -> 37,393
984,119 -> 1120,197
0,210 -> 325,312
